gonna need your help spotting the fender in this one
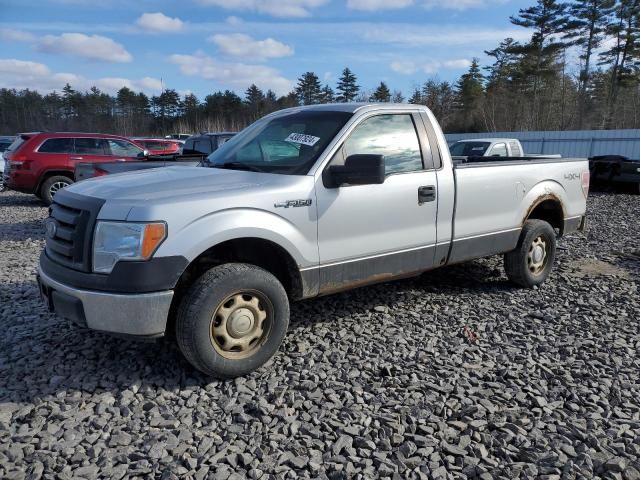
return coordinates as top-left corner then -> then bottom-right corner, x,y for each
518,179 -> 568,226
153,207 -> 318,270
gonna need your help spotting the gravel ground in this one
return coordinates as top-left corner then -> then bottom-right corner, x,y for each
0,189 -> 638,480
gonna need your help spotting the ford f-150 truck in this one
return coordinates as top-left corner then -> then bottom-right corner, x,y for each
37,103 -> 589,378
449,138 -> 562,163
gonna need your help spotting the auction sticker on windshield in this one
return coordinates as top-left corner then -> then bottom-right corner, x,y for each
285,133 -> 320,147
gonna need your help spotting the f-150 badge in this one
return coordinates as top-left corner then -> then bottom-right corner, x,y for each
274,199 -> 313,208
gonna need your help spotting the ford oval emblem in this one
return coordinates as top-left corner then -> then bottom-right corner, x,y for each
45,218 -> 58,239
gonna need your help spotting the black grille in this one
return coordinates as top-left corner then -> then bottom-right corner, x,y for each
45,190 -> 105,272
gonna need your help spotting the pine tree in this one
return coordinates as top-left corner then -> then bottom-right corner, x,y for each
336,67 -> 360,102
408,88 -> 424,104
295,72 -> 322,105
392,90 -> 405,103
370,82 -> 391,102
244,84 -> 265,117
456,59 -> 484,108
599,0 -> 640,127
319,84 -> 335,103
244,84 -> 265,108
510,0 -> 567,128
454,59 -> 485,131
564,0 -> 616,127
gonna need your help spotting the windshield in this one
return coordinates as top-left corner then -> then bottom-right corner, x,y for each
449,141 -> 491,157
206,111 -> 352,175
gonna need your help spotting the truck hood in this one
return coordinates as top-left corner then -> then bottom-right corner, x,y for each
67,166 -> 289,202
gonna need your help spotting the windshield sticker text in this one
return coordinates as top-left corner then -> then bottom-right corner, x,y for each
285,133 -> 320,147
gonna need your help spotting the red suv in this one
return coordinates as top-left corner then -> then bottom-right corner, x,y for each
3,132 -> 144,204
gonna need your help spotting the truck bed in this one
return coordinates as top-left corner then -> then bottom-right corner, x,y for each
448,156 -> 588,264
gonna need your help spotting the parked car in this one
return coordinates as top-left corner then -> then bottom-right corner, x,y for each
75,155 -> 204,182
2,132 -> 145,204
131,138 -> 182,156
589,155 -> 640,193
449,138 -> 561,162
37,103 -> 589,379
165,133 -> 192,141
0,135 -> 15,176
182,132 -> 236,156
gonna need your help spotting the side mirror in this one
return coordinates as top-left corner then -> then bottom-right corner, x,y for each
327,154 -> 385,188
143,149 -> 150,157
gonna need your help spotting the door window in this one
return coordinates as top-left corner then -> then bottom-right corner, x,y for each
74,138 -> 107,155
193,139 -> 213,155
489,143 -> 508,157
38,138 -> 74,153
343,114 -> 423,174
106,139 -> 142,157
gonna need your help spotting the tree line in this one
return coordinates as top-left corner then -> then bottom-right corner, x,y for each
1,0 -> 640,135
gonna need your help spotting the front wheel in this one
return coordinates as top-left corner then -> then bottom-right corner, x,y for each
176,263 -> 290,378
504,219 -> 557,288
40,175 -> 73,205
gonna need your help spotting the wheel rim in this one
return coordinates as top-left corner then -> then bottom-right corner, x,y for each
210,290 -> 271,360
49,181 -> 69,198
528,236 -> 548,275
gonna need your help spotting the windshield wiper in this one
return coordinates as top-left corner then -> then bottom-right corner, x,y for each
212,161 -> 265,173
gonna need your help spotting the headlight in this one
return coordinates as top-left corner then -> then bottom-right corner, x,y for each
93,221 -> 166,274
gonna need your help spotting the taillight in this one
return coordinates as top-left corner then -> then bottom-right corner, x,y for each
581,171 -> 590,198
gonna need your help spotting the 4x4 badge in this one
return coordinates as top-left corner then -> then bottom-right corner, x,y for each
274,199 -> 313,208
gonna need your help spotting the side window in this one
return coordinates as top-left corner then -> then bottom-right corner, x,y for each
343,114 -> 423,175
193,139 -> 213,154
38,138 -> 74,154
490,143 -> 508,157
215,136 -> 233,150
74,138 -> 106,155
183,139 -> 195,153
106,139 -> 142,157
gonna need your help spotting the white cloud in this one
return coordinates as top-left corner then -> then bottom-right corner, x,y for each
0,28 -> 36,42
169,52 -> 292,95
136,12 -> 184,33
225,16 -> 244,26
197,0 -> 329,18
209,33 -> 293,60
38,33 -> 132,63
391,58 -> 472,75
347,0 -> 413,11
0,58 -> 160,93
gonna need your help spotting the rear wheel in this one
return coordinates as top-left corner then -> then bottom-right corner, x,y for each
176,263 -> 289,378
504,219 -> 556,288
40,175 -> 73,205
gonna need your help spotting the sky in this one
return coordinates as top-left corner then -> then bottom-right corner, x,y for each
0,0 -> 534,100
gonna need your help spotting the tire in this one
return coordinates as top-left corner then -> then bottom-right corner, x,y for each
504,219 -> 557,288
40,175 -> 73,206
176,263 -> 290,378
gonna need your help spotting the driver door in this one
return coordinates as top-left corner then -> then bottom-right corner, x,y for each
314,113 -> 439,294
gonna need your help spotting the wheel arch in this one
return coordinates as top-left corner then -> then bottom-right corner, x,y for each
36,169 -> 75,194
520,181 -> 568,236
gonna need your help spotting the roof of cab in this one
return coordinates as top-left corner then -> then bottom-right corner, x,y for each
455,138 -> 519,143
272,102 -> 429,116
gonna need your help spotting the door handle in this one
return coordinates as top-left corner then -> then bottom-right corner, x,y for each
418,185 -> 436,203
70,156 -> 83,161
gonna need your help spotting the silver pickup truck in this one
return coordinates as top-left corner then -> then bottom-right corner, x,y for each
38,103 -> 589,378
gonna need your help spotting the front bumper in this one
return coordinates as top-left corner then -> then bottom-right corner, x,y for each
38,265 -> 173,337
